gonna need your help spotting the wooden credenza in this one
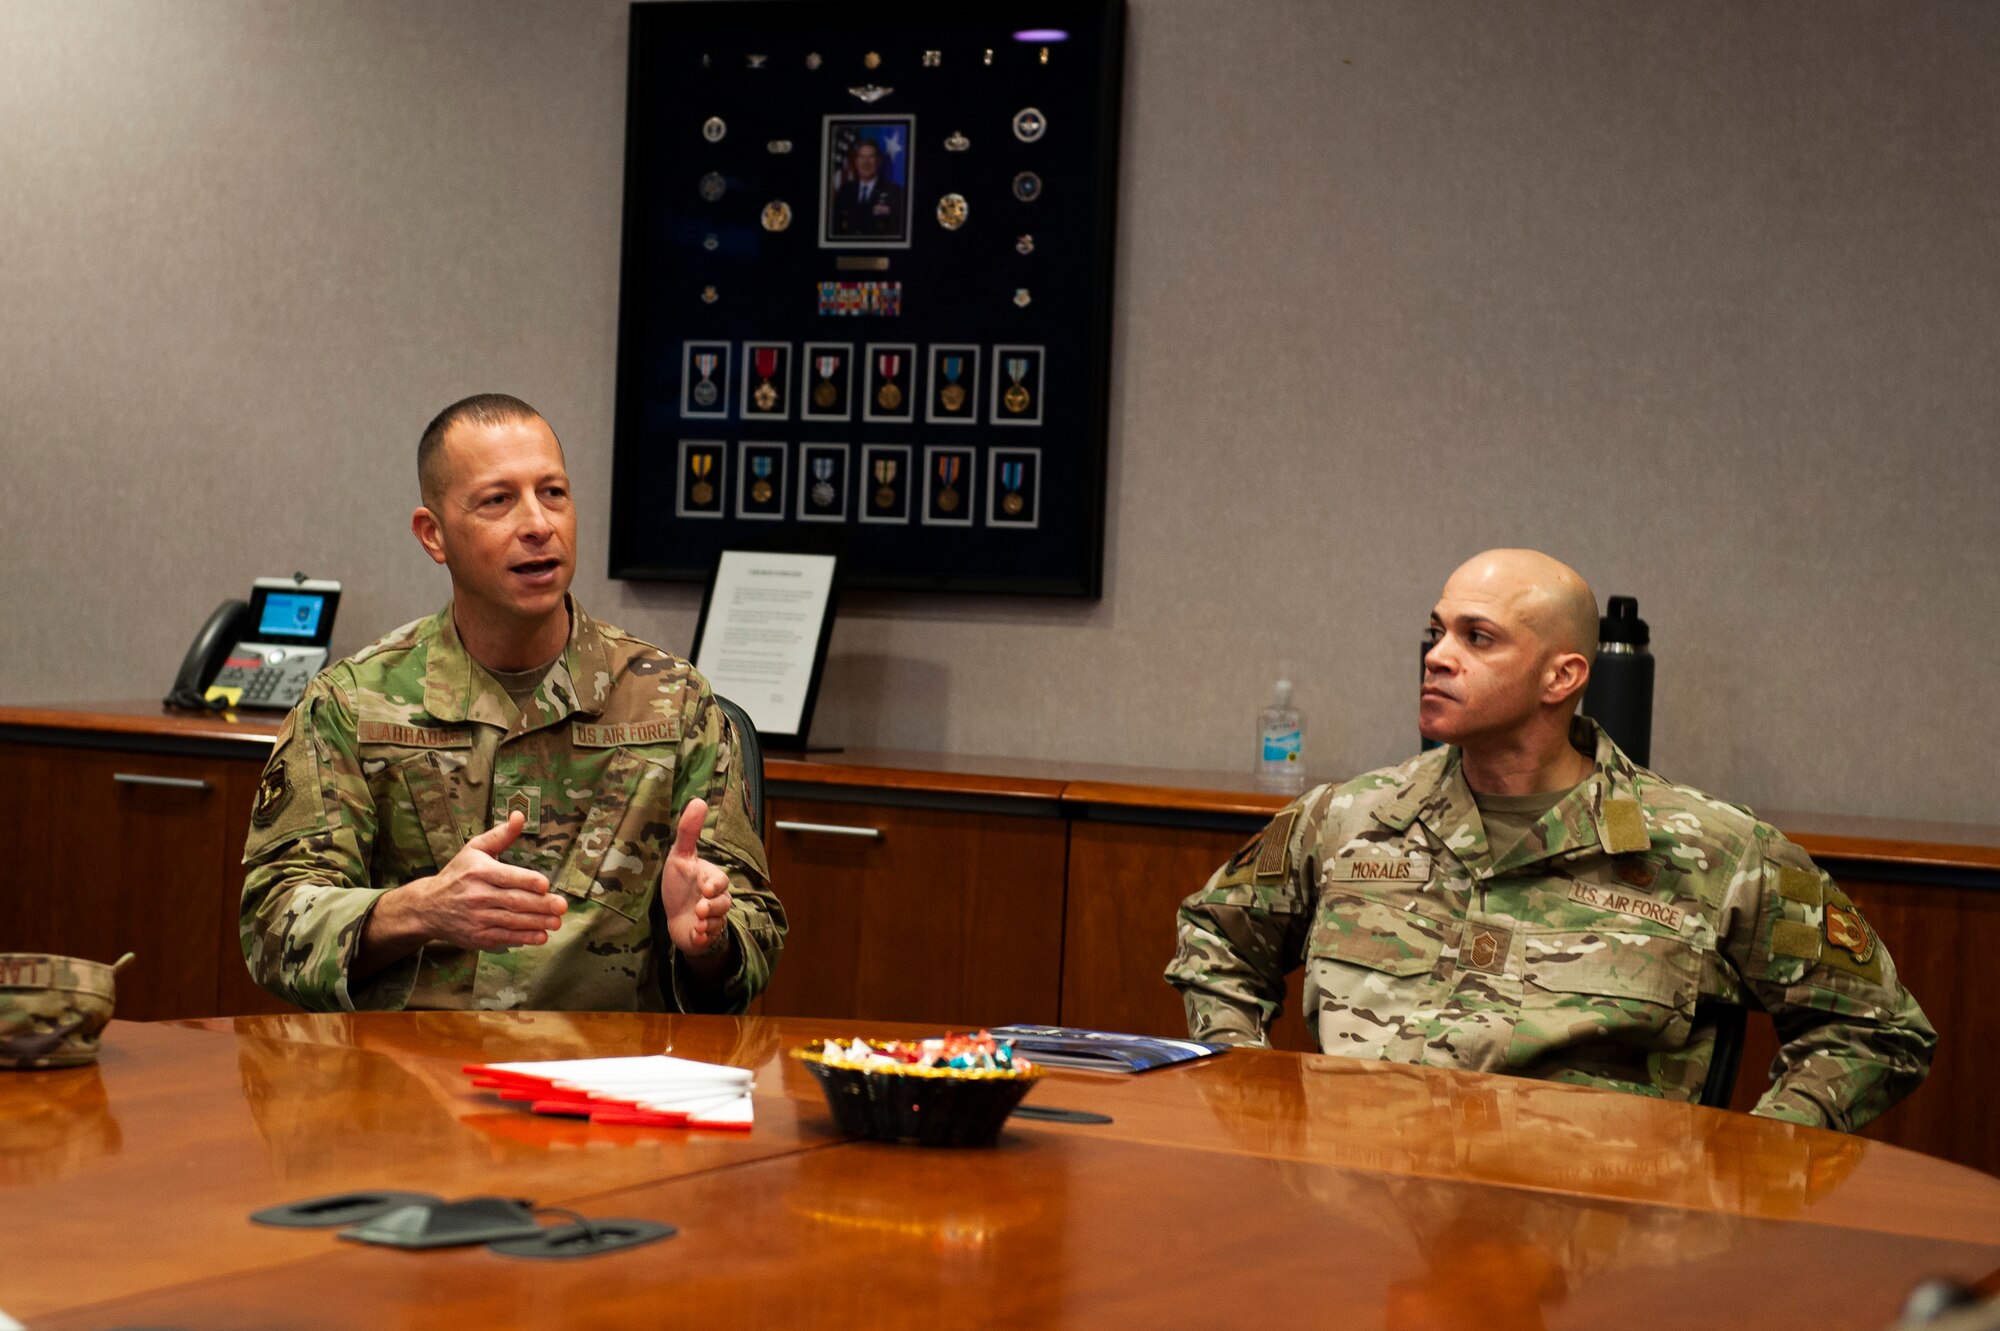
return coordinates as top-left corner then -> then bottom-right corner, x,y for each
4,701 -> 1997,1176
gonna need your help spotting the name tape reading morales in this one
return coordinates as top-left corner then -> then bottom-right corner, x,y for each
1324,853 -> 1432,882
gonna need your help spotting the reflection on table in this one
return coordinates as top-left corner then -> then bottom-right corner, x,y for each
2,1012 -> 1995,1330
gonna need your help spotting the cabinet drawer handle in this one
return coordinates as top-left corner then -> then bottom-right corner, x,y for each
113,772 -> 212,792
774,820 -> 881,840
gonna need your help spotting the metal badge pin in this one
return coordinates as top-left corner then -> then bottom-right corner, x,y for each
805,52 -> 822,70
762,200 -> 793,232
922,50 -> 941,67
1012,171 -> 1042,203
767,139 -> 794,154
701,285 -> 719,304
1013,288 -> 1032,308
848,84 -> 892,103
936,194 -> 968,230
1016,234 -> 1034,255
1012,108 -> 1046,142
703,116 -> 726,143
699,172 -> 726,202
944,131 -> 969,151
864,50 -> 882,69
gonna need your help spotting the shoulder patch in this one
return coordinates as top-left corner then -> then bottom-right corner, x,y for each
1254,808 -> 1298,882
252,758 -> 291,827
243,703 -> 328,859
1824,900 -> 1875,962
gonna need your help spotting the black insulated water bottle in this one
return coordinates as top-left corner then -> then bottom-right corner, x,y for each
1583,596 -> 1653,767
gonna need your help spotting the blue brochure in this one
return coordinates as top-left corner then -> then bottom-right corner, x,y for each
988,1025 -> 1228,1074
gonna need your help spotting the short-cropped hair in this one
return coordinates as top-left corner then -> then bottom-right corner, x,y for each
417,393 -> 549,507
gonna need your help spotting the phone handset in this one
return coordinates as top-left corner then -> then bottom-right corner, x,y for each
163,599 -> 250,711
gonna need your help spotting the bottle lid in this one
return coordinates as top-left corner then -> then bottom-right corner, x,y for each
1599,596 -> 1649,646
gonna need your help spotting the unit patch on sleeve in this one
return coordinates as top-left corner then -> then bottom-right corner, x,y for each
1824,901 -> 1875,963
252,760 -> 290,827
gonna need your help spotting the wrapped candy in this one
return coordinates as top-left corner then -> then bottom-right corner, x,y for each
808,1030 -> 1033,1077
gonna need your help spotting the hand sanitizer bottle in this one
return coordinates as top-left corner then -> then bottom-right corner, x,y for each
1256,671 -> 1305,793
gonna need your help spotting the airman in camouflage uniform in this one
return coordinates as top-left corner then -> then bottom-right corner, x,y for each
241,602 -> 782,1012
240,392 -> 784,1013
1168,550 -> 1932,1131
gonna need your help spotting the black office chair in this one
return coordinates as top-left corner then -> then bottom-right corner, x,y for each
712,694 -> 764,835
1697,1000 -> 1749,1108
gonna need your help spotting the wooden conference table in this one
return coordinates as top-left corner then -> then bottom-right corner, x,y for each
5,1013 -> 1998,1329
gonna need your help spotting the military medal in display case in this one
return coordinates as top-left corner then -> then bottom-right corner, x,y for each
608,0 -> 1125,597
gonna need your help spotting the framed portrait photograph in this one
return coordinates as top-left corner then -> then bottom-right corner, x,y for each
820,115 -> 915,250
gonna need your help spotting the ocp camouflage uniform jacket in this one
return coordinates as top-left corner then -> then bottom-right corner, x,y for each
1167,719 -> 1934,1131
240,600 -> 785,1014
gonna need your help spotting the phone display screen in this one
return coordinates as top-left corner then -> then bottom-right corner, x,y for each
258,592 -> 326,639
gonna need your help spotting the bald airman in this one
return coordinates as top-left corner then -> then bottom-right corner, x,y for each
1167,549 -> 1933,1130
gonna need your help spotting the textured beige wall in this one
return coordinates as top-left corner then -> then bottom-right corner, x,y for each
4,1 -> 1997,823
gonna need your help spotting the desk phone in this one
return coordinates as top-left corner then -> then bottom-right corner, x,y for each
165,576 -> 342,712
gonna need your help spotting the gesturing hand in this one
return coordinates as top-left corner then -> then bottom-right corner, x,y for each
659,798 -> 734,961
408,810 -> 566,952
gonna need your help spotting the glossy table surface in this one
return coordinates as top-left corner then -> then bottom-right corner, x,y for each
3,1014 -> 1997,1329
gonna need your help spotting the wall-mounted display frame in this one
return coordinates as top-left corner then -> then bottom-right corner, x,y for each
609,0 -> 1125,597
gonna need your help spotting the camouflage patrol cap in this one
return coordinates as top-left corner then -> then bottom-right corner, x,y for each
0,953 -> 133,1070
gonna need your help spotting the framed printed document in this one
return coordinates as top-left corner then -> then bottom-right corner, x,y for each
608,0 -> 1125,598
689,550 -> 840,748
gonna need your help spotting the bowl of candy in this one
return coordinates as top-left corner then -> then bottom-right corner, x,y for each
792,1032 -> 1042,1147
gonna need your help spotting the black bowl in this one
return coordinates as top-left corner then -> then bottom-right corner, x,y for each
792,1043 -> 1042,1147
